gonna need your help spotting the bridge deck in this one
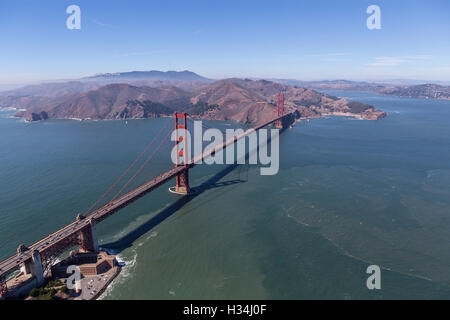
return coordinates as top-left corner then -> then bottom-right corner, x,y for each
0,166 -> 187,276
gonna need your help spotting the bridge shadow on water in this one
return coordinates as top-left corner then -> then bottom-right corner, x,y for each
101,121 -> 292,253
101,163 -> 247,253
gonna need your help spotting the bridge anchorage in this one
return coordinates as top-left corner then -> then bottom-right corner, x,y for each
0,216 -> 100,299
169,112 -> 195,195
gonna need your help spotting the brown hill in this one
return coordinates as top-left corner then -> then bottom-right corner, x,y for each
15,84 -> 191,121
12,79 -> 386,123
189,80 -> 278,124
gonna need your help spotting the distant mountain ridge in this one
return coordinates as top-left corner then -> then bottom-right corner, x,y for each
0,81 -> 103,98
270,79 -> 450,100
0,70 -> 211,98
2,70 -> 449,102
380,84 -> 450,100
84,70 -> 211,82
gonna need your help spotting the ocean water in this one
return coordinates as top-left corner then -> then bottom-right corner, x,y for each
1,92 -> 450,299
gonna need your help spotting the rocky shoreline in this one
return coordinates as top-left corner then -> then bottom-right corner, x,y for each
16,107 -> 386,124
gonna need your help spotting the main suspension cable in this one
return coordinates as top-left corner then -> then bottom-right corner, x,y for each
110,125 -> 174,202
84,117 -> 172,216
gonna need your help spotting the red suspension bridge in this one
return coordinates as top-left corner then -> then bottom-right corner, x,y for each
0,94 -> 296,298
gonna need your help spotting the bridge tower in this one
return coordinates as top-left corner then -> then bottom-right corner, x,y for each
79,218 -> 99,253
276,92 -> 284,129
169,112 -> 191,195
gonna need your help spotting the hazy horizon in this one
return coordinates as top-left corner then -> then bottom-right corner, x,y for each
1,69 -> 450,92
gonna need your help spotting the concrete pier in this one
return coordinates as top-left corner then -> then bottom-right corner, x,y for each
20,261 -> 33,276
89,218 -> 99,253
31,250 -> 44,286
79,218 -> 99,253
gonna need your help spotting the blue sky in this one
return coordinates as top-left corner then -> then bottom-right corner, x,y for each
0,0 -> 449,85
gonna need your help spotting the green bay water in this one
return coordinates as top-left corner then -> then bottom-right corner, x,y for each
1,91 -> 450,299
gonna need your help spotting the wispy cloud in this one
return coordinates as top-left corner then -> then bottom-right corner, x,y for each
367,55 -> 432,67
91,19 -> 114,28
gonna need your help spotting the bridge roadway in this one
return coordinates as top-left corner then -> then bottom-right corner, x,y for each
0,112 -> 295,278
0,165 -> 187,277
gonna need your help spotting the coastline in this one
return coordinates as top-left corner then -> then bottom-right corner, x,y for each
13,110 -> 385,124
88,266 -> 121,300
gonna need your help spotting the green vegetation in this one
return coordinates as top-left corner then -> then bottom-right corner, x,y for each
292,99 -> 319,108
125,100 -> 173,116
163,97 -> 193,111
125,99 -> 218,117
28,279 -> 66,300
347,101 -> 373,113
141,101 -> 174,116
45,279 -> 63,288
324,94 -> 340,101
185,101 -> 218,115
29,287 -> 41,297
29,287 -> 56,300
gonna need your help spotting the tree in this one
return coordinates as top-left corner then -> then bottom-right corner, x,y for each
29,288 -> 39,297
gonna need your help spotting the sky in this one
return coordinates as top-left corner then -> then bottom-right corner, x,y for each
0,0 -> 450,86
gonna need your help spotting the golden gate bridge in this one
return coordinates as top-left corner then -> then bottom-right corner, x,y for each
0,93 -> 296,298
